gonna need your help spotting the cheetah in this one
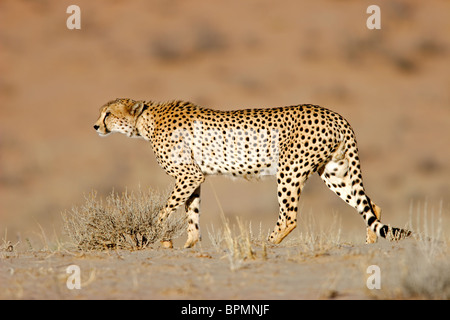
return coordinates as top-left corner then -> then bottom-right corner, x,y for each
93,98 -> 411,248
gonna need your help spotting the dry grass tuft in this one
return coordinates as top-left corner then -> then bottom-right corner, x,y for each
1,229 -> 15,253
398,200 -> 450,299
286,210 -> 343,255
222,217 -> 256,269
62,188 -> 186,250
207,215 -> 268,271
400,247 -> 450,299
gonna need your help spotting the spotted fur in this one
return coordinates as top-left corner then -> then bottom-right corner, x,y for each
94,98 -> 411,248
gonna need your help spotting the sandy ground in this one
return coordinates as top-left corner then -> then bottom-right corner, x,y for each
1,0 -> 450,300
2,236 -> 449,300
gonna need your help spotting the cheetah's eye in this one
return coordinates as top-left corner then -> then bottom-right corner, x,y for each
104,111 -> 112,120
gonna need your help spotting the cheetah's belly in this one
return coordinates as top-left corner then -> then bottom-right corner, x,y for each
193,139 -> 279,179
198,157 -> 278,179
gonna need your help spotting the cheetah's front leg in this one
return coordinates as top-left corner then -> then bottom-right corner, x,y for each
158,166 -> 205,248
184,186 -> 201,248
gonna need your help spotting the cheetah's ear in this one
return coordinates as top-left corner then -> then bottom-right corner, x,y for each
130,101 -> 145,117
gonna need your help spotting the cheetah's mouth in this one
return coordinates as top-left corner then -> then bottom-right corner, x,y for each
98,129 -> 111,137
95,126 -> 111,137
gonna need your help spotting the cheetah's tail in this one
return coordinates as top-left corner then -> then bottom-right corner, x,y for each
365,196 -> 412,241
378,225 -> 412,241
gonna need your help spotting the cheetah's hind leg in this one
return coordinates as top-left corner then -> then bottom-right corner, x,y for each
318,149 -> 411,243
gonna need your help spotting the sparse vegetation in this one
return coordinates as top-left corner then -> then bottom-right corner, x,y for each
278,209 -> 344,257
1,229 -> 16,253
221,216 -> 256,270
2,199 -> 449,299
400,245 -> 450,299
360,200 -> 450,300
207,215 -> 268,270
62,188 -> 186,250
397,200 -> 450,299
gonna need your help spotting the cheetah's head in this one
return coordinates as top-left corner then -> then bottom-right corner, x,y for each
93,98 -> 146,138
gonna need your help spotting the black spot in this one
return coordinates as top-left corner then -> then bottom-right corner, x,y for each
379,225 -> 389,237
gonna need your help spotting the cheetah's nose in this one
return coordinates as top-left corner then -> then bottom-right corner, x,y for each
93,125 -> 100,131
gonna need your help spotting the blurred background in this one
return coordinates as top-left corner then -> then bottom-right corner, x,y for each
1,0 -> 449,245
